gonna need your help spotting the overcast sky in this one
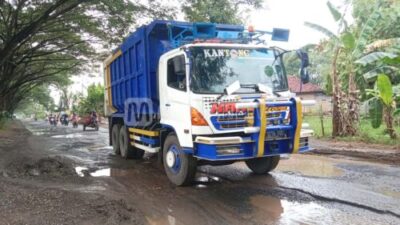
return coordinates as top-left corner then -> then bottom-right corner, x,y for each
249,0 -> 351,49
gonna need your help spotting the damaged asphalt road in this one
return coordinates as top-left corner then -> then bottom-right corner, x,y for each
0,120 -> 400,225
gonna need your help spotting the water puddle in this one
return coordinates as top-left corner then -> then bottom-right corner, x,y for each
277,155 -> 344,177
27,127 -> 52,136
87,145 -> 112,151
74,167 -> 111,177
52,133 -> 84,139
249,195 -> 330,225
90,168 -> 111,177
193,174 -> 223,189
379,188 -> 400,198
146,214 -> 181,225
75,166 -> 88,177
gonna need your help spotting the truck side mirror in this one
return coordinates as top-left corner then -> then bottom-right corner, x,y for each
173,55 -> 185,75
297,50 -> 310,84
300,67 -> 310,84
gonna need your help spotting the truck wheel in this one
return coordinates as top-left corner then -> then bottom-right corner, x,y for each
245,156 -> 280,174
163,133 -> 197,186
112,124 -> 121,155
119,126 -> 144,159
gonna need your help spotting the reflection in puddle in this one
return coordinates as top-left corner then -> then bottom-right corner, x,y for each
90,168 -> 111,177
250,195 -> 329,225
32,131 -> 48,136
75,185 -> 107,193
52,133 -> 84,139
277,155 -> 344,177
379,188 -> 400,198
194,174 -> 222,189
87,145 -> 112,151
195,184 -> 207,189
75,166 -> 88,177
196,176 -> 209,183
146,214 -> 179,225
75,167 -> 111,177
280,200 -> 328,225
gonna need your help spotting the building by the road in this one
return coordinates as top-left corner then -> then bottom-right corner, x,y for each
287,76 -> 331,114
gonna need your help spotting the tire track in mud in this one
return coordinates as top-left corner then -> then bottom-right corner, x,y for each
200,169 -> 400,220
276,185 -> 400,219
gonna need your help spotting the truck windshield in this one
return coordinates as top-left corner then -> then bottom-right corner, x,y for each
190,47 -> 288,94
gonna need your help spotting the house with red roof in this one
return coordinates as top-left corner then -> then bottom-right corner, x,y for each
287,76 -> 331,113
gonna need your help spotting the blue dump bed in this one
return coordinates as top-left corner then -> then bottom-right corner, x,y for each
106,20 -> 244,115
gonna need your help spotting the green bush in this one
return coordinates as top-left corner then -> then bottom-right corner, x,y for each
304,115 -> 400,145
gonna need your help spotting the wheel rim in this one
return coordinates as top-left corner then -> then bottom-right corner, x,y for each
166,145 -> 181,174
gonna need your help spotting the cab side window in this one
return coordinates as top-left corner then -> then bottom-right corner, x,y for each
167,55 -> 186,91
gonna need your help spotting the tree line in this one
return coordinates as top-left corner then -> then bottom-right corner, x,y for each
0,0 -> 261,120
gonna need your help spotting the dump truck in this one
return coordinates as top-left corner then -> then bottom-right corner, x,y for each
104,20 -> 313,186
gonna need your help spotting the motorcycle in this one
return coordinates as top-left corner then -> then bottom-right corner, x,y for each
82,116 -> 99,131
60,116 -> 69,126
49,116 -> 57,126
71,116 -> 78,128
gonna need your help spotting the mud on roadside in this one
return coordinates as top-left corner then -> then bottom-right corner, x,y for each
0,121 -> 144,225
309,138 -> 400,166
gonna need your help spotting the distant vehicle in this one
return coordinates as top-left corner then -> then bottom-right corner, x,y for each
81,115 -> 99,131
48,116 -> 56,126
104,20 -> 314,186
71,113 -> 79,128
60,114 -> 69,126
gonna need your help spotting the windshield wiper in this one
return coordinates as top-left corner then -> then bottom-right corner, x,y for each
215,81 -> 241,101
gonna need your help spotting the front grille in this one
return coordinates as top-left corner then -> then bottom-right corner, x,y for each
216,114 -> 249,129
212,108 -> 290,130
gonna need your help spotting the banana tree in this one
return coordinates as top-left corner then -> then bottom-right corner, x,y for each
305,1 -> 382,136
366,74 -> 398,139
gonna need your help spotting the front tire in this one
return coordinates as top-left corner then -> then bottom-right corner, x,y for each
112,124 -> 121,155
119,126 -> 144,159
163,133 -> 197,186
245,156 -> 280,174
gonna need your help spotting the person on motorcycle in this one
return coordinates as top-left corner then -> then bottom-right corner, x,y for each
71,112 -> 78,121
90,110 -> 97,124
69,112 -> 77,128
60,113 -> 69,125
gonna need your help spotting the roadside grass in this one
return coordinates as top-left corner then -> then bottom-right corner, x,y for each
304,115 -> 400,146
0,118 -> 9,130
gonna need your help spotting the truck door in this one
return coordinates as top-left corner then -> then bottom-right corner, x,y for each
159,53 -> 193,147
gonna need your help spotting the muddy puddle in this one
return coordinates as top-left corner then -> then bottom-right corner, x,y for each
277,154 -> 344,177
249,195 -> 329,224
378,188 -> 400,199
51,133 -> 84,139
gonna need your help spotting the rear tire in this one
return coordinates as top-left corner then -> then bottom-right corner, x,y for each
245,156 -> 280,174
163,133 -> 197,186
119,126 -> 144,159
112,124 -> 121,155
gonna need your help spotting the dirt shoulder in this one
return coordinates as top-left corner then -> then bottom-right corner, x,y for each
0,121 -> 144,225
310,138 -> 400,166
